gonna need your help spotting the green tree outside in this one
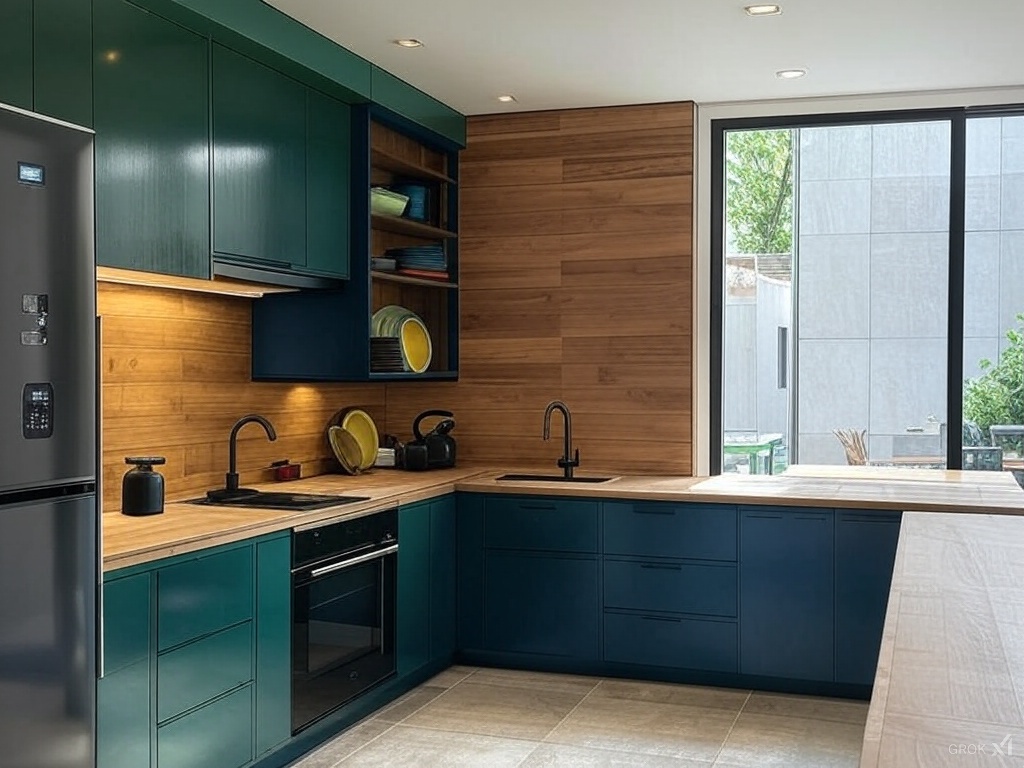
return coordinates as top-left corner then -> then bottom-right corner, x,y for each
726,129 -> 795,255
964,313 -> 1024,442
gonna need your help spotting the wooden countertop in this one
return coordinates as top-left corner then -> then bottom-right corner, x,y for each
860,510 -> 1024,767
102,468 -> 483,571
104,465 -> 1024,571
459,466 -> 1024,515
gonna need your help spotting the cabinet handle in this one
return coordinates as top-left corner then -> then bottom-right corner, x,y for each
519,504 -> 556,512
640,563 -> 683,571
641,615 -> 682,623
795,516 -> 827,521
633,507 -> 675,516
745,514 -> 783,519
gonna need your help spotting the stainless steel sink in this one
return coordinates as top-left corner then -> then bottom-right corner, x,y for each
496,474 -> 614,484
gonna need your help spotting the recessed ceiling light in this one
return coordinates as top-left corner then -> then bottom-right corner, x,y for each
745,4 -> 782,15
497,95 -> 517,103
776,68 -> 807,79
394,39 -> 423,48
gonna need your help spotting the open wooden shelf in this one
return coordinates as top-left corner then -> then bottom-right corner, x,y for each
371,213 -> 457,240
371,147 -> 454,184
371,270 -> 458,289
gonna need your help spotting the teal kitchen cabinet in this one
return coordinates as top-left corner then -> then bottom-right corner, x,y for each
255,533 -> 292,757
398,495 -> 458,677
305,89 -> 351,279
93,0 -> 210,278
33,0 -> 93,126
456,493 -> 485,650
429,495 -> 457,663
739,507 -> 835,681
98,572 -> 152,768
0,1 -> 33,111
98,532 -> 292,768
835,510 -> 901,685
397,500 -> 431,677
212,43 -> 307,270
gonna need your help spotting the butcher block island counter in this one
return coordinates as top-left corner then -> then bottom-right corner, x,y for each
103,465 -> 1024,569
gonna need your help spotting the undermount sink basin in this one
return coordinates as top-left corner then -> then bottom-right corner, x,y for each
496,474 -> 614,484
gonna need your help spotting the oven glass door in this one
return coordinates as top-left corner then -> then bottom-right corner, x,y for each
292,548 -> 396,733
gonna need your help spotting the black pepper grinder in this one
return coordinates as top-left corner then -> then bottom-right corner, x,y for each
121,457 -> 166,516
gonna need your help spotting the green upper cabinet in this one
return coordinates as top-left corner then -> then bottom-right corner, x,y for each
305,89 -> 351,279
34,0 -> 93,126
0,1 -> 33,111
370,67 -> 466,147
212,43 -> 307,269
94,0 -> 210,278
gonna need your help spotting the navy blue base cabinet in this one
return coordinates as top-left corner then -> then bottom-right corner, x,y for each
739,507 -> 835,682
483,551 -> 600,659
835,510 -> 901,685
456,495 -> 900,698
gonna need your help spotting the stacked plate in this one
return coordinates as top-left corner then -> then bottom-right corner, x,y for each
371,305 -> 433,374
386,245 -> 446,272
370,337 -> 404,373
326,408 -> 380,474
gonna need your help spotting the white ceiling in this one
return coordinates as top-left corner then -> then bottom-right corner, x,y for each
267,0 -> 1024,115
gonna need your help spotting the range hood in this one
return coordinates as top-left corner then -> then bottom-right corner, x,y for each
213,255 -> 345,290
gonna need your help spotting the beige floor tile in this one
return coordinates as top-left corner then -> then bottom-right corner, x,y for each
713,712 -> 864,768
374,685 -> 447,723
521,743 -> 713,767
594,679 -> 749,712
545,694 -> 737,762
291,719 -> 394,768
339,724 -> 537,766
468,667 -> 601,695
403,678 -> 593,740
742,692 -> 869,725
425,665 -> 478,689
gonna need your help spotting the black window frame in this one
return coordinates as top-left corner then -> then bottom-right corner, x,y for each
709,105 -> 1024,474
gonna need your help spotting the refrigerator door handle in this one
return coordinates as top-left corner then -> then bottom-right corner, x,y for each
96,315 -> 104,679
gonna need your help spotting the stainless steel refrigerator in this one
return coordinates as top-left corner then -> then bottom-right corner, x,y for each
0,104 -> 98,768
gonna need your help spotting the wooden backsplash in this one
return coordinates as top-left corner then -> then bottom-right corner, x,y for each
388,102 -> 695,474
98,282 -> 384,512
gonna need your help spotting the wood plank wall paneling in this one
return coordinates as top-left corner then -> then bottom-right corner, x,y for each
388,102 -> 695,475
98,282 -> 385,512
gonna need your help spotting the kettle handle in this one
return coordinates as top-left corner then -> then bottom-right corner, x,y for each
413,409 -> 454,441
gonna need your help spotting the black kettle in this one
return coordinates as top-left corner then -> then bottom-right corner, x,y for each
400,410 -> 456,471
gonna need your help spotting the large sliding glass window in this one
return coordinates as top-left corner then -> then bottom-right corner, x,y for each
716,107 -> 1024,486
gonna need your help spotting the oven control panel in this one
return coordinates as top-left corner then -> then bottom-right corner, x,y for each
294,507 -> 398,569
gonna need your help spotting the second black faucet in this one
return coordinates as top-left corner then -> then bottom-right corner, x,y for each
543,400 -> 579,479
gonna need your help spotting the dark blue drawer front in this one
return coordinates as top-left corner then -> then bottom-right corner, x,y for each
604,612 -> 737,672
604,502 -> 737,561
604,559 -> 737,618
484,496 -> 599,553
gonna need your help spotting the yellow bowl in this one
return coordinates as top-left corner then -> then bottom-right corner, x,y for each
400,316 -> 432,374
340,409 -> 379,470
327,426 -> 363,475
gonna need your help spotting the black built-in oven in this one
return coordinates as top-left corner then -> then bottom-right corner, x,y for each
291,508 -> 398,733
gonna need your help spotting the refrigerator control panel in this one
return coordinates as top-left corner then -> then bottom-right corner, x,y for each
23,383 -> 54,439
